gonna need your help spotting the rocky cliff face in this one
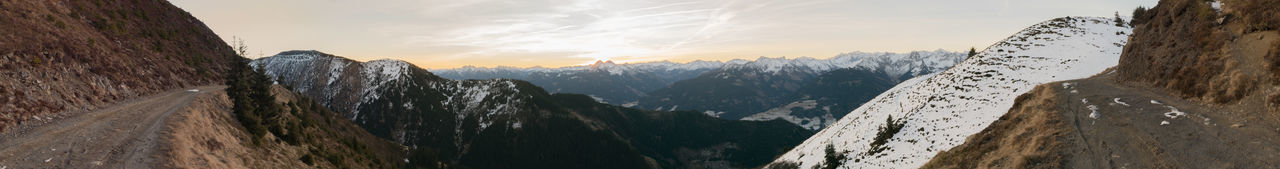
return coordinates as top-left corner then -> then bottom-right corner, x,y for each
0,0 -> 238,132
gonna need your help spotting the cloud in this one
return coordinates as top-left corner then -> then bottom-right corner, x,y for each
401,0 -> 795,62
172,0 -> 1160,68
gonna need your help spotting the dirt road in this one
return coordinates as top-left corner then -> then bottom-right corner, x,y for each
1058,76 -> 1280,168
0,86 -> 222,169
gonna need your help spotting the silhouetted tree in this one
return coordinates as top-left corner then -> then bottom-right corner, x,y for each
1131,6 -> 1148,27
866,115 -> 904,155
224,37 -> 282,145
1114,12 -> 1126,27
967,47 -> 978,58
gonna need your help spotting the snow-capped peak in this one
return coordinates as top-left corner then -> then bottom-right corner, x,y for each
717,50 -> 965,77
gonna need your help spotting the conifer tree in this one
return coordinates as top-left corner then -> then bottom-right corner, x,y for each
821,144 -> 847,169
1114,12 -> 1126,27
1131,6 -> 1147,27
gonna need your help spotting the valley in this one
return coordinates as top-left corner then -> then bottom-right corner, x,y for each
437,51 -> 966,130
254,50 -> 814,169
4,0 -> 1276,168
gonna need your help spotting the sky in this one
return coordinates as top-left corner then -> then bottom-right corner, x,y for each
170,0 -> 1157,69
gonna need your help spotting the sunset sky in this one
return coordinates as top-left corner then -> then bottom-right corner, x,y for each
170,0 -> 1156,69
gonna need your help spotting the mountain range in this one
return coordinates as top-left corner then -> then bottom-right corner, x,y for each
254,50 -> 813,169
435,51 -> 966,130
9,0 -> 1271,168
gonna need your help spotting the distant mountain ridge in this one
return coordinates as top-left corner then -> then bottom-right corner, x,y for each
433,59 -> 725,105
434,51 -> 966,130
253,50 -> 813,169
639,50 -> 966,127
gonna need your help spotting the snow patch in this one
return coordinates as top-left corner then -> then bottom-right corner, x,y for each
1161,121 -> 1170,125
1163,106 -> 1186,119
703,110 -> 727,118
1087,105 -> 1101,119
742,99 -> 837,130
1113,98 -> 1130,106
1208,1 -> 1223,12
587,95 -> 607,104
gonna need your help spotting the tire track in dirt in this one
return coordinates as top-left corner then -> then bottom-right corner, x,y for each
1058,76 -> 1280,168
0,86 -> 221,169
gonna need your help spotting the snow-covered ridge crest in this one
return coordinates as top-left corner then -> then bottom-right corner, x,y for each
772,16 -> 1131,169
253,50 -> 354,93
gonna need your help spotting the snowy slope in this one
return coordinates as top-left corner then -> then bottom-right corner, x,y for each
771,16 -> 1131,168
737,50 -> 966,130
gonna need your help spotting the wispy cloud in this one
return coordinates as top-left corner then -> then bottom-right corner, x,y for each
172,0 -> 1160,68
402,0 -> 792,62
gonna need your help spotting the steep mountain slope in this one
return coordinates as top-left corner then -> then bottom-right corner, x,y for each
768,16 -> 1131,168
923,0 -> 1280,168
254,51 -> 813,169
163,85 -> 410,169
640,51 -> 964,121
0,0 -> 237,132
432,60 -> 724,104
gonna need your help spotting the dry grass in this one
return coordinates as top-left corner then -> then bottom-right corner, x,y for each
1115,0 -> 1280,104
164,87 -> 406,169
920,84 -> 1067,169
165,87 -> 284,168
1116,0 -> 1225,101
1270,37 -> 1280,82
1226,0 -> 1280,32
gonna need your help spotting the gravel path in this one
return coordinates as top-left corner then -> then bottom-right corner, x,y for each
0,86 -> 221,169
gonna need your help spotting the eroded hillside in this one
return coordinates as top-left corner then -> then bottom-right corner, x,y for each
0,0 -> 237,131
